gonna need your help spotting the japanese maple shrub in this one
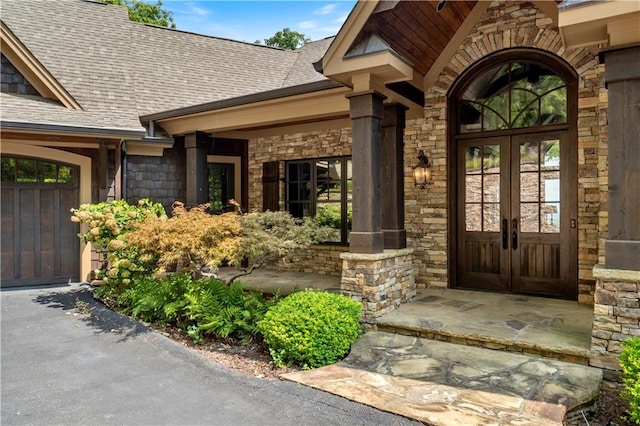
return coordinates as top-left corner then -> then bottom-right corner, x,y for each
257,290 -> 361,369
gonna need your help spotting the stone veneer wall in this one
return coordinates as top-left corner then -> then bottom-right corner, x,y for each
341,249 -> 416,323
278,245 -> 348,276
403,1 -> 607,302
248,128 -> 352,275
246,2 -> 608,301
591,266 -> 640,383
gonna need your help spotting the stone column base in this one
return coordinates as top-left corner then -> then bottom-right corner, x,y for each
340,248 -> 415,324
590,264 -> 640,383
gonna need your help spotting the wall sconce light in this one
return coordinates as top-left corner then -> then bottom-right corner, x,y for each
413,150 -> 432,189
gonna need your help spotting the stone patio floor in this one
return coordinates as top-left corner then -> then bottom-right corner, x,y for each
217,268 -> 602,425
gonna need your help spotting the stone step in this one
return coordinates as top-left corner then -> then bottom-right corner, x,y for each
375,289 -> 593,365
283,331 -> 603,425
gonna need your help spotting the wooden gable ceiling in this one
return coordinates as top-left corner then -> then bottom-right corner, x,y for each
356,1 -> 478,76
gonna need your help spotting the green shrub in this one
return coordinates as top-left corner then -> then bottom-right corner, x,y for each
182,279 -> 276,344
71,199 -> 166,284
257,290 -> 361,369
94,273 -> 276,344
620,337 -> 640,423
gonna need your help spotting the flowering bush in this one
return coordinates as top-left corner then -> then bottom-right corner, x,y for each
71,199 -> 166,250
72,199 -> 336,286
71,199 -> 166,283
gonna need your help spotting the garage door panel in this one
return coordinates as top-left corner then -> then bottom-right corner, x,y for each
39,189 -> 56,278
59,187 -> 80,277
1,188 -> 15,280
19,189 -> 36,279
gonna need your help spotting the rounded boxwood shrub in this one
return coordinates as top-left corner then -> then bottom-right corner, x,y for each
620,337 -> 640,423
257,290 -> 361,369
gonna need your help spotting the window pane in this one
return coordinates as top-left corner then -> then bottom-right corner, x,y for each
542,171 -> 560,202
541,203 -> 560,233
466,175 -> 481,203
510,88 -> 538,128
1,157 -> 16,182
57,165 -> 74,184
466,204 -> 482,231
520,141 -> 539,172
16,159 -> 37,182
542,139 -> 560,170
316,203 -> 342,242
288,202 -> 309,219
482,102 -> 508,131
458,61 -> 567,132
459,101 -> 482,133
540,86 -> 567,124
521,203 -> 539,233
465,147 -> 482,174
483,145 -> 500,172
520,172 -> 539,202
483,174 -> 500,202
38,162 -> 57,183
483,203 -> 500,232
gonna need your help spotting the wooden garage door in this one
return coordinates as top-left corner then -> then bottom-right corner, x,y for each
1,156 -> 80,287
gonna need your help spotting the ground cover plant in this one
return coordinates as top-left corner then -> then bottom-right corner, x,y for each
96,273 -> 277,344
258,290 -> 361,369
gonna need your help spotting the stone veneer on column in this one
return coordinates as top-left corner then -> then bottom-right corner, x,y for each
340,249 -> 416,323
590,265 -> 640,383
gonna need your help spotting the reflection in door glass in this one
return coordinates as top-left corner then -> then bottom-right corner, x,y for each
465,144 -> 500,232
519,139 -> 560,233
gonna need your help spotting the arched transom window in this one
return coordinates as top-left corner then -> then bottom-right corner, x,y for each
458,62 -> 568,133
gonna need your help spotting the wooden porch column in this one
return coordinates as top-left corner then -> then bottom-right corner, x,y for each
348,91 -> 385,253
381,103 -> 408,249
185,131 -> 209,207
602,45 -> 640,271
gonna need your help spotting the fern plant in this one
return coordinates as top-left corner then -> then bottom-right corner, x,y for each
182,278 -> 276,344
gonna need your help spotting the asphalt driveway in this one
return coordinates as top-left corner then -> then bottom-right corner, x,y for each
1,283 -> 419,426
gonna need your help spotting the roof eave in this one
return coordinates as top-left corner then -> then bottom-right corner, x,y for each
1,120 -> 146,139
140,80 -> 343,123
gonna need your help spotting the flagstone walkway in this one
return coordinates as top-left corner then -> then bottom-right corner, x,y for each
218,268 -> 603,424
283,331 -> 602,425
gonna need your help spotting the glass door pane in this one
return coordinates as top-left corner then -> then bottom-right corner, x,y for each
519,139 -> 560,233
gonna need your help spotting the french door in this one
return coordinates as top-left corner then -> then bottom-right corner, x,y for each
456,130 -> 577,298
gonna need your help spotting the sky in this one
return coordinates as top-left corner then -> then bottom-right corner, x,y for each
162,1 -> 358,44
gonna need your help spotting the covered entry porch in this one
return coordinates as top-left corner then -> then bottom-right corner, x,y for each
215,267 -> 592,365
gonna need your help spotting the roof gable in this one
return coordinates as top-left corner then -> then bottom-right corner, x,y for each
1,21 -> 81,110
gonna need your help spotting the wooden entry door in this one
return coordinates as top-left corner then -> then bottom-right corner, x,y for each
456,131 -> 577,299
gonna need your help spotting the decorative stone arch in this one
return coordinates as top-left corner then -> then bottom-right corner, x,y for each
445,47 -> 579,298
409,2 -> 605,303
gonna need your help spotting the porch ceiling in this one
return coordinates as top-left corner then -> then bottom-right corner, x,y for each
356,1 -> 478,77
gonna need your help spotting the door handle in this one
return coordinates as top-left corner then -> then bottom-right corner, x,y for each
502,218 -> 508,249
512,218 -> 518,250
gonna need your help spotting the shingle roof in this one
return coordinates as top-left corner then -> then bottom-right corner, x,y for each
1,0 -> 334,134
283,37 -> 335,87
1,0 -> 143,133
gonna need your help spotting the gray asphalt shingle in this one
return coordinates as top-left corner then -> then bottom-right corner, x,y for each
1,0 -> 335,133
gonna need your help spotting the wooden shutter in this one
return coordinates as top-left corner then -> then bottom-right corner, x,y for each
262,161 -> 280,212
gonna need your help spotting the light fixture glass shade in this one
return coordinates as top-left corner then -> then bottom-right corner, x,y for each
413,150 -> 432,188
